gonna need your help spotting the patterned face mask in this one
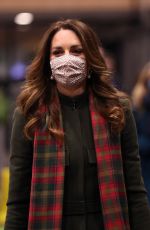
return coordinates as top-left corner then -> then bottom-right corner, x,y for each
50,54 -> 87,87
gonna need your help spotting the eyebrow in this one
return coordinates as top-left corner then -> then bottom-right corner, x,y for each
51,45 -> 82,50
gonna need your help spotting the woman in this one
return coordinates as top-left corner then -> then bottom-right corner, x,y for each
4,19 -> 150,230
132,62 -> 150,203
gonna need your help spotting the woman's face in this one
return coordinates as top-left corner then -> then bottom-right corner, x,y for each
50,29 -> 85,60
49,29 -> 87,96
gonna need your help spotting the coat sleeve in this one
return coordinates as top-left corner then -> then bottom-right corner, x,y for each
4,108 -> 33,230
121,101 -> 150,230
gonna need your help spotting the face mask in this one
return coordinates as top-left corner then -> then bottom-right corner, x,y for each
50,54 -> 87,87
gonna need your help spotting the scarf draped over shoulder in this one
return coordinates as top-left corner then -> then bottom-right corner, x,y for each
28,92 -> 130,230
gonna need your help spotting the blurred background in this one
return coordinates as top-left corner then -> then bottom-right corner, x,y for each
0,0 -> 150,228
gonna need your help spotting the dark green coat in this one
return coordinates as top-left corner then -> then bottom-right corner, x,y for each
4,102 -> 150,230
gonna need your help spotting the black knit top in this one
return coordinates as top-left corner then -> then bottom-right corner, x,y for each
59,90 -> 104,229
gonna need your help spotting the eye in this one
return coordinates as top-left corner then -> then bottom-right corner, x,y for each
71,48 -> 83,55
51,49 -> 64,56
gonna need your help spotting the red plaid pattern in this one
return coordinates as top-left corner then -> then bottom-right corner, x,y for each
28,93 -> 130,230
90,96 -> 130,230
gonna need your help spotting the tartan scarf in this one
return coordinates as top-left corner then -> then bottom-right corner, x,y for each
28,93 -> 130,230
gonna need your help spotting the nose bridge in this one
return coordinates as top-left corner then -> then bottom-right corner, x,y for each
64,49 -> 70,55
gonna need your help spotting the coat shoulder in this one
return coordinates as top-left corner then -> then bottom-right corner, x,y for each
119,97 -> 132,112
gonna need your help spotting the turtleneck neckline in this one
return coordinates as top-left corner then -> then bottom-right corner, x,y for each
58,89 -> 89,109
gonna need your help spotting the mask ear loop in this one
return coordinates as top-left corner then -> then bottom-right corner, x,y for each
49,61 -> 54,80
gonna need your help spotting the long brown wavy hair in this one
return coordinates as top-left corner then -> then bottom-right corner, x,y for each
17,18 -> 127,139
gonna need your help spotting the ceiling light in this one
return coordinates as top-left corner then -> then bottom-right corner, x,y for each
14,12 -> 34,25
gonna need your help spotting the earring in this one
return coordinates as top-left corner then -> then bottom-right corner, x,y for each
50,75 -> 54,80
87,69 -> 92,79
